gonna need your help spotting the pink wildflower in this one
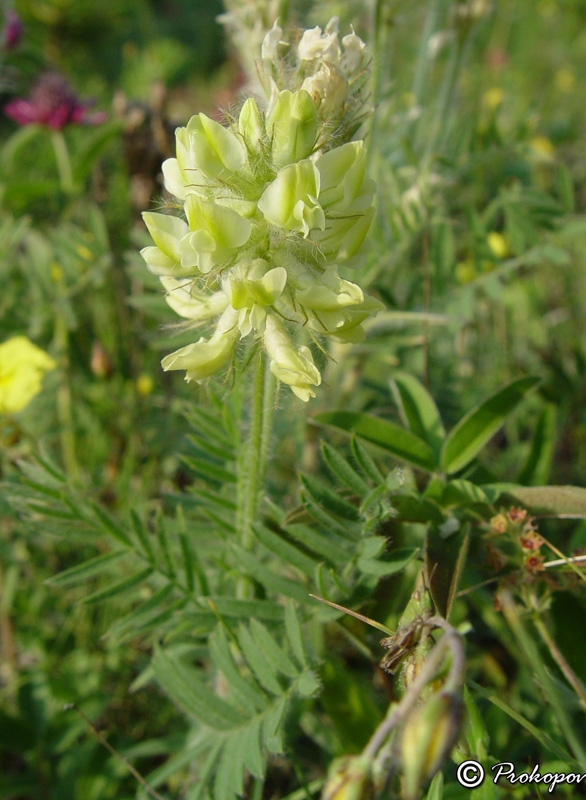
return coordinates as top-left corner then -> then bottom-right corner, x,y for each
2,8 -> 23,51
4,72 -> 106,130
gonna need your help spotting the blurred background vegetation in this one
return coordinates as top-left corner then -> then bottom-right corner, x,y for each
2,0 -> 586,798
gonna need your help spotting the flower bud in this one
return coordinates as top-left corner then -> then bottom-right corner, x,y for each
298,20 -> 341,63
161,308 -> 239,382
160,276 -> 228,320
239,98 -> 264,155
264,315 -> 321,402
185,113 -> 245,178
266,89 -> 318,167
401,692 -> 464,800
181,195 -> 252,273
258,160 -> 325,237
341,28 -> 365,75
141,212 -> 192,276
301,64 -> 348,119
322,755 -> 375,800
261,19 -> 283,62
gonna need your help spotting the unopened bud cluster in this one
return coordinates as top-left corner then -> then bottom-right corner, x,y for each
141,19 -> 381,401
485,508 -> 548,577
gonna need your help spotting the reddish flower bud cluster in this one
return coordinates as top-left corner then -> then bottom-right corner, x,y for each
4,72 -> 106,130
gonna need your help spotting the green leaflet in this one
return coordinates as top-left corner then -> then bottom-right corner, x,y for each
502,484 -> 586,518
81,566 -> 154,605
253,524 -> 319,576
390,371 -> 445,456
518,403 -> 556,485
152,647 -> 247,730
249,619 -> 298,678
208,626 -> 267,715
440,376 -> 540,474
300,473 -> 362,522
44,549 -> 127,586
320,441 -> 370,496
231,545 -> 312,603
315,410 -> 437,471
285,601 -> 308,669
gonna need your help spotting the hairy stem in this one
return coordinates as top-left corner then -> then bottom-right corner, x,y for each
237,349 -> 267,598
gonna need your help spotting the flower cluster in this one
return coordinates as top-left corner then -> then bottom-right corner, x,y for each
260,16 -> 370,136
141,21 -> 381,401
4,72 -> 106,130
485,508 -> 546,577
0,336 -> 56,415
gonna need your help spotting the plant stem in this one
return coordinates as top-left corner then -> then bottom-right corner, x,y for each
237,349 -> 267,598
51,131 -> 74,194
532,612 -> 586,711
364,617 -> 465,760
54,309 -> 80,482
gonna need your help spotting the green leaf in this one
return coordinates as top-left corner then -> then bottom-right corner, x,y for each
81,567 -> 154,604
315,411 -> 437,472
130,510 -> 155,561
357,547 -> 419,577
45,550 -> 127,586
250,620 -> 298,678
156,511 -> 177,579
300,474 -> 361,522
321,442 -> 370,496
393,494 -> 444,524
440,377 -> 540,474
425,527 -> 469,619
441,480 -> 492,508
203,597 -> 284,621
231,546 -> 311,603
152,647 -> 247,730
89,501 -> 132,547
299,489 -> 358,540
390,372 -> 445,455
284,602 -> 308,669
209,626 -> 267,714
253,524 -> 318,576
518,404 -> 556,485
284,523 -> 354,564
351,437 -> 385,483
501,485 -> 586,518
237,625 -> 282,695
296,670 -> 320,697
468,680 -> 573,766
262,695 -> 287,753
241,719 -> 265,778
105,585 -> 175,642
180,455 -> 236,484
72,120 -> 123,184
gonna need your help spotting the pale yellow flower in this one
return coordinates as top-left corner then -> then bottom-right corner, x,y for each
482,88 -> 504,110
487,232 -> 509,259
555,68 -> 575,93
0,336 -> 56,414
529,136 -> 555,158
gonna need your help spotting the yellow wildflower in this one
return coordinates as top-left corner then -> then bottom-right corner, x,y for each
487,232 -> 509,259
455,259 -> 476,285
137,374 -> 155,397
555,68 -> 575,93
0,336 -> 56,414
529,136 -> 555,158
482,88 -> 503,110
